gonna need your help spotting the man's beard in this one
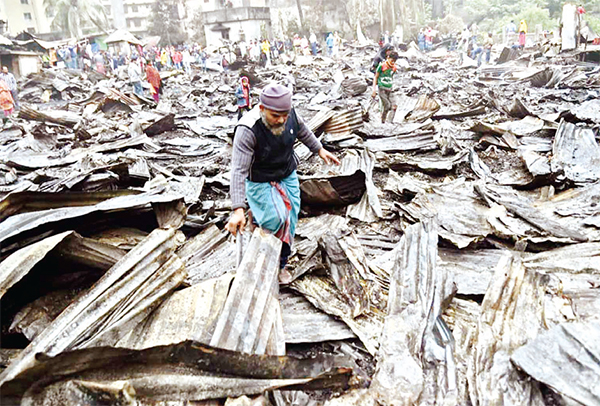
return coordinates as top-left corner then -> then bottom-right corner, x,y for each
260,111 -> 286,136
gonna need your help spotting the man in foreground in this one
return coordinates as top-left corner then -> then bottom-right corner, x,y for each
225,83 -> 340,268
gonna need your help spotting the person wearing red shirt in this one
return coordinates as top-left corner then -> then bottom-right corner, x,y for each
145,60 -> 161,102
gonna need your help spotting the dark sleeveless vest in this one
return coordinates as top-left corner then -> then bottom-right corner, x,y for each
237,108 -> 299,183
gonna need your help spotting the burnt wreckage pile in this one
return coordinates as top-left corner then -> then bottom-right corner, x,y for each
0,44 -> 600,405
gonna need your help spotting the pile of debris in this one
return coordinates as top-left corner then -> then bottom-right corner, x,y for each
0,43 -> 599,406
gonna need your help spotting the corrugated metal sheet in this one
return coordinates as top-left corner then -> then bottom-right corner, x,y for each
18,106 -> 80,127
323,107 -> 364,136
307,108 -> 335,133
117,272 -> 234,349
371,218 -> 456,404
280,292 -> 355,343
364,131 -> 438,152
0,192 -> 183,248
296,214 -> 348,240
209,228 -> 285,355
551,120 -> 600,183
0,231 -> 74,300
0,227 -> 185,385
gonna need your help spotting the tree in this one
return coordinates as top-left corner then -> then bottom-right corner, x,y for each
147,0 -> 188,45
432,0 -> 444,19
190,9 -> 206,46
44,0 -> 110,39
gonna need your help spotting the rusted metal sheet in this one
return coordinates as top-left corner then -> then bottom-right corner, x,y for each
300,150 -> 367,206
0,190 -> 141,223
291,274 -> 384,355
18,105 -> 80,127
323,107 -> 364,136
319,232 -> 370,318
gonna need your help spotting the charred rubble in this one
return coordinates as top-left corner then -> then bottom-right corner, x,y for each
0,44 -> 599,406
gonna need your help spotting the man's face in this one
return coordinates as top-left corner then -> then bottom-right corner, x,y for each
260,106 -> 289,136
2,67 -> 7,74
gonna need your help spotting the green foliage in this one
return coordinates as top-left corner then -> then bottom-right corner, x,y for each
586,14 -> 600,34
190,9 -> 206,46
453,0 -> 557,34
285,18 -> 300,38
147,0 -> 188,45
44,0 -> 109,38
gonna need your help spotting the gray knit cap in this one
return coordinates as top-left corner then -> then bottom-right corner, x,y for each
259,83 -> 292,112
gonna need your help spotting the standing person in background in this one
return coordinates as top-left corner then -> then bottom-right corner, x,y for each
128,55 -> 143,97
235,76 -> 252,120
482,32 -> 494,65
0,67 -> 18,110
145,60 -> 161,103
0,78 -> 14,123
418,29 -> 426,51
505,19 -> 517,45
93,51 -> 105,74
293,34 -> 302,55
300,36 -> 309,55
371,51 -> 398,123
457,26 -> 471,64
261,39 -> 271,66
518,19 -> 528,48
182,47 -> 193,73
309,32 -> 318,55
333,31 -> 342,57
425,27 -> 433,51
326,33 -> 334,57
160,49 -> 168,70
172,48 -> 183,70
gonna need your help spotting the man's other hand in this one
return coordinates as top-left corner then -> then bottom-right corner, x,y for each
318,148 -> 341,165
225,208 -> 246,235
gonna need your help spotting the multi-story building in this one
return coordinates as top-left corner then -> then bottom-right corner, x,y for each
0,0 -> 53,36
195,0 -> 272,46
102,0 -> 156,36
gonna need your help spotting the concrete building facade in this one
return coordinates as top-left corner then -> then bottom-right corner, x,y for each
197,0 -> 272,46
0,0 -> 53,36
102,0 -> 157,36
